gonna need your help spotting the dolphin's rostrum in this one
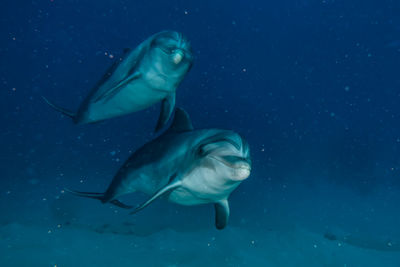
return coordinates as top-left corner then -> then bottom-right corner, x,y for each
67,108 -> 251,229
44,31 -> 193,131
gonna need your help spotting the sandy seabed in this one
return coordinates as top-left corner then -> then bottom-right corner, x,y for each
1,219 -> 399,267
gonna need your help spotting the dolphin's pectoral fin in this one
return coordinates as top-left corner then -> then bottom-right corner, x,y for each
66,188 -> 133,209
42,97 -> 76,119
64,188 -> 104,201
93,72 -> 141,103
91,58 -> 125,93
214,199 -> 230,230
90,44 -> 146,101
109,199 -> 133,209
130,179 -> 182,215
155,93 -> 176,132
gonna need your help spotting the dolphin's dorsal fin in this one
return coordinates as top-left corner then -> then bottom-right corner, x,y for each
166,108 -> 193,133
155,93 -> 176,132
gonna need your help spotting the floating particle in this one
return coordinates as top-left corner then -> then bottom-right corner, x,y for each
242,68 -> 247,72
184,10 -> 188,15
344,86 -> 350,92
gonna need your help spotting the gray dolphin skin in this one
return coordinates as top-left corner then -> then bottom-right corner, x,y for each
67,108 -> 251,229
44,31 -> 193,131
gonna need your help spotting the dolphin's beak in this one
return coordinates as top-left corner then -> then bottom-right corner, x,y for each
172,50 -> 184,64
208,155 -> 251,181
235,165 -> 251,180
210,155 -> 251,171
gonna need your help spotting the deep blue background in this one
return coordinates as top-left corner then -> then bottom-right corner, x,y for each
1,0 -> 400,222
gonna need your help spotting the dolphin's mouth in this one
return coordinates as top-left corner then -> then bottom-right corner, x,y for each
209,155 -> 251,181
209,155 -> 251,172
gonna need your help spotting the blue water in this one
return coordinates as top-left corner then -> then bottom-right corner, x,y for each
1,0 -> 400,266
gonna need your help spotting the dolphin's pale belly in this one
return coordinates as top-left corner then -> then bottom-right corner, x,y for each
85,80 -> 167,122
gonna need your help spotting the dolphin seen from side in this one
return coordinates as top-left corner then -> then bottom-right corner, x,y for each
67,108 -> 251,229
44,31 -> 193,131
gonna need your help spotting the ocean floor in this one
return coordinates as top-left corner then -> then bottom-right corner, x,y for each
1,220 -> 400,266
1,180 -> 400,267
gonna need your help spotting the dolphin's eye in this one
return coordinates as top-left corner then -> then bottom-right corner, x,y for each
151,38 -> 176,54
219,138 -> 241,151
161,45 -> 176,54
198,138 -> 240,158
197,145 -> 207,156
215,155 -> 250,168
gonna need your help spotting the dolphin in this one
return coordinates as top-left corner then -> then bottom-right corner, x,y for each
44,31 -> 193,131
67,108 -> 251,229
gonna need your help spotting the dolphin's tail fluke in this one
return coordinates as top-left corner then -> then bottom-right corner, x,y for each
65,188 -> 133,209
42,96 -> 76,119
